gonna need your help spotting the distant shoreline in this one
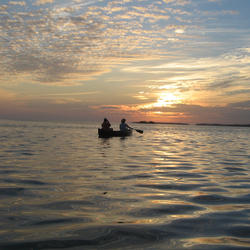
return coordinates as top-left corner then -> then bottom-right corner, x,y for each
195,123 -> 250,127
133,121 -> 250,127
133,121 -> 189,125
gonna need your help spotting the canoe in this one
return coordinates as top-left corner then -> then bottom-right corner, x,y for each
98,128 -> 132,138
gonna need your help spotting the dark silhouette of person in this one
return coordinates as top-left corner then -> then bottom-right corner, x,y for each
120,118 -> 132,131
102,118 -> 112,131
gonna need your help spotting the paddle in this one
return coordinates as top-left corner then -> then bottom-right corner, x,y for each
131,127 -> 143,134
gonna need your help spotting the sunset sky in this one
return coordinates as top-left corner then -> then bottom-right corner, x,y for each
0,0 -> 250,123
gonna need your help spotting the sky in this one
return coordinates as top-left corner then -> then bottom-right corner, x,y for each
0,0 -> 250,124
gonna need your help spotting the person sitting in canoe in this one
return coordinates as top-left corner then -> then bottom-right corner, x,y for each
102,118 -> 113,131
120,118 -> 132,132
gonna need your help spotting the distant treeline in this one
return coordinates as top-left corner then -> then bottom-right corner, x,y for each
134,121 -> 250,127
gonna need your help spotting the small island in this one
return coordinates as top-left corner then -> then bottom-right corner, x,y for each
133,121 -> 189,125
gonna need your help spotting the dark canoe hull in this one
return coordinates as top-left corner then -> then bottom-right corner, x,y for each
98,129 -> 132,138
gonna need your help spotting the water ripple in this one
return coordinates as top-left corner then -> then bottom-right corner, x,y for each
137,183 -> 203,191
0,187 -> 25,196
129,204 -> 204,217
190,194 -> 250,205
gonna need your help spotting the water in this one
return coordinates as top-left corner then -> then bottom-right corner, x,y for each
0,119 -> 250,250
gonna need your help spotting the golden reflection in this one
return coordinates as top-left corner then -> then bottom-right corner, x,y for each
185,237 -> 250,248
209,204 -> 250,211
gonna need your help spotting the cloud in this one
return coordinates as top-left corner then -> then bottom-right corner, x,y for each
124,47 -> 250,95
0,0 -> 199,86
0,7 -> 115,85
163,0 -> 190,6
9,1 -> 26,6
228,100 -> 250,109
35,0 -> 54,6
136,102 -> 250,124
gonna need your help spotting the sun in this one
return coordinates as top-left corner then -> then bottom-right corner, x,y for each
135,90 -> 184,111
153,92 -> 182,107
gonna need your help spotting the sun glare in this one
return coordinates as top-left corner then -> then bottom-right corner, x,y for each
137,91 -> 184,112
154,92 -> 182,107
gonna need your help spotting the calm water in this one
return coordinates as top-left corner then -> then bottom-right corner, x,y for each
0,120 -> 250,250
